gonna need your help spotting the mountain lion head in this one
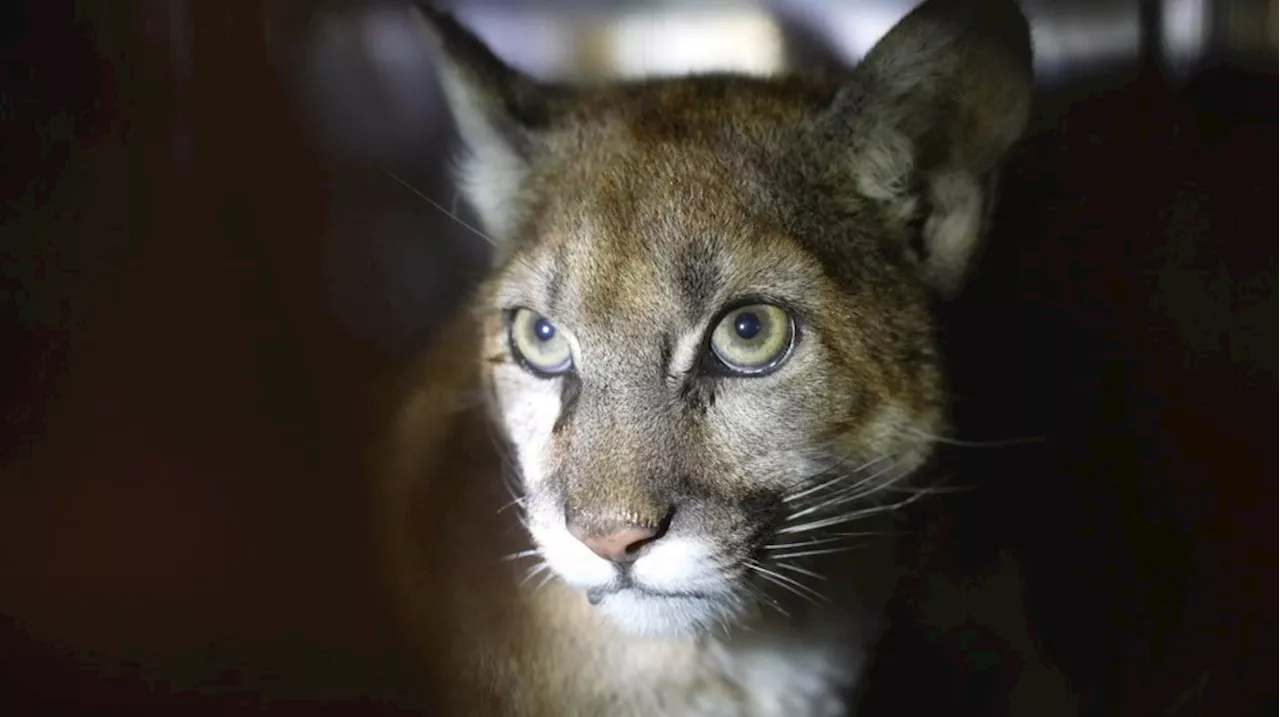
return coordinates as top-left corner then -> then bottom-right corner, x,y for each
415,0 -> 1032,636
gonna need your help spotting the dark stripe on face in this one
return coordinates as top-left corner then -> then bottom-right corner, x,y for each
544,241 -> 568,316
659,333 -> 674,378
677,235 -> 723,324
552,372 -> 582,434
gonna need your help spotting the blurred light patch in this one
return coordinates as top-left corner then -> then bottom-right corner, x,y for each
1163,0 -> 1209,73
773,0 -> 905,65
779,1 -> 1176,81
447,8 -> 579,80
1217,0 -> 1278,53
603,9 -> 785,78
294,6 -> 445,163
1026,3 -> 1142,78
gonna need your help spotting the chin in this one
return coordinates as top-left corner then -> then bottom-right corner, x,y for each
594,589 -> 736,637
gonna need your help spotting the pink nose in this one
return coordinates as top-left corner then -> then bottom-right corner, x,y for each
567,523 -> 659,563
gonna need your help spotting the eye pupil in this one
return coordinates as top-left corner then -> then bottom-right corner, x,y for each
734,312 -> 761,340
534,318 -> 556,342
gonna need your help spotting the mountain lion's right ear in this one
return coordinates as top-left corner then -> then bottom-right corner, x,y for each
413,4 -> 563,244
821,0 -> 1034,297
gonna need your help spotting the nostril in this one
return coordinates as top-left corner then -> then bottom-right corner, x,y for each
567,507 -> 676,563
569,523 -> 659,563
604,525 -> 657,563
620,526 -> 659,556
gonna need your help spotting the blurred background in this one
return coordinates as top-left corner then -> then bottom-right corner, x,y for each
0,1 -> 1274,715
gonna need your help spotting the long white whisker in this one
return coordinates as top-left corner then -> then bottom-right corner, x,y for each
387,172 -> 497,247
753,571 -> 819,606
769,544 -> 871,560
762,536 -> 852,551
819,460 -> 921,511
786,460 -> 903,521
534,569 -> 556,592
742,582 -> 790,619
763,531 -> 894,551
519,562 -> 550,587
500,548 -> 540,562
850,464 -> 923,507
874,483 -> 970,496
782,455 -> 892,504
772,562 -> 828,581
906,427 -> 1046,448
748,562 -> 828,603
778,490 -> 929,535
496,495 -> 527,514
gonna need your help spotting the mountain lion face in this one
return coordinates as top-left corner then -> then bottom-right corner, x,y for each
420,1 -> 1033,636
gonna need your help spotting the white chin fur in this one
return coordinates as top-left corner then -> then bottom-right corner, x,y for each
595,590 -> 726,637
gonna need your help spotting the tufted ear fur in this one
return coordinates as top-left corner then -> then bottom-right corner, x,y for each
822,0 -> 1034,296
413,4 -> 565,248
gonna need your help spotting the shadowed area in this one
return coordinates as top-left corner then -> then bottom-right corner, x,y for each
1,1 -> 1274,715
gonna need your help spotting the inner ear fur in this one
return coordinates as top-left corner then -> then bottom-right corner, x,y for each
412,4 -> 569,247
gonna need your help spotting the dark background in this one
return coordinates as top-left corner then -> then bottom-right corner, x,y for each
1,1 -> 1275,715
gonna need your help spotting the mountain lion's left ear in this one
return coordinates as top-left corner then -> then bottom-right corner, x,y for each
413,4 -> 568,247
823,0 -> 1034,297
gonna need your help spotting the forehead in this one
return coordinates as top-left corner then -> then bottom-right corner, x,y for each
499,141 -> 825,338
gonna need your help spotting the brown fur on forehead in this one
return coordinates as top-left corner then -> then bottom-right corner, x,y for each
496,73 -> 920,288
543,149 -> 832,322
485,73 -> 940,388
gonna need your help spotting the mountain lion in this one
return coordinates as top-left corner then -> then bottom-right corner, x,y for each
377,0 -> 1041,714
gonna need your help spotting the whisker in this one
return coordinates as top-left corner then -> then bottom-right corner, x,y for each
823,461 -> 919,510
858,467 -> 966,510
872,483 -> 971,496
782,455 -> 893,504
769,544 -> 871,560
480,414 -> 531,534
785,460 -> 903,521
778,490 -> 929,535
771,562 -> 828,581
519,562 -> 550,587
907,427 -> 1046,448
387,172 -> 497,247
742,582 -> 790,619
534,569 -> 557,593
500,548 -> 540,562
763,531 -> 894,551
496,495 -> 527,514
747,562 -> 828,604
752,571 -> 819,606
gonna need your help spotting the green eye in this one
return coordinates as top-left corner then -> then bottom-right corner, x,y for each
510,308 -> 573,376
709,303 -> 794,375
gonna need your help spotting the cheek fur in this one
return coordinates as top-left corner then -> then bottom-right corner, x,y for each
703,388 -> 834,495
493,366 -> 562,487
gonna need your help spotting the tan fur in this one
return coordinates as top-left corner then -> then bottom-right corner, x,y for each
378,1 -> 1034,714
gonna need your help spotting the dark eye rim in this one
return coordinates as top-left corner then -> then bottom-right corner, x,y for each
507,307 -> 574,378
702,299 -> 799,378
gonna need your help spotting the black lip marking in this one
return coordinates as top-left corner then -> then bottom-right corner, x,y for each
584,585 -> 709,605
